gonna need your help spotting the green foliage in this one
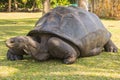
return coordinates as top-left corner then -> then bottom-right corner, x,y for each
51,0 -> 70,8
25,0 -> 34,8
0,0 -> 71,11
35,0 -> 43,8
0,0 -> 8,11
22,0 -> 27,4
0,0 -> 7,3
69,0 -> 77,4
0,14 -> 120,80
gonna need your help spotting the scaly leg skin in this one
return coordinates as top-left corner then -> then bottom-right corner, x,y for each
7,49 -> 23,61
47,37 -> 77,64
86,48 -> 102,57
104,39 -> 118,53
32,52 -> 50,61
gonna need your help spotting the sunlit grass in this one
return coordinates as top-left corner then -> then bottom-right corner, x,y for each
101,19 -> 120,48
0,66 -> 19,77
0,17 -> 120,80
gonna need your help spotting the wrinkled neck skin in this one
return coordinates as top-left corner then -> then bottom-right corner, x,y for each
23,36 -> 40,55
23,35 -> 50,58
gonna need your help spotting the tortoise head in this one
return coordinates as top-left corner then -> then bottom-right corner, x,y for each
5,36 -> 40,55
5,36 -> 28,49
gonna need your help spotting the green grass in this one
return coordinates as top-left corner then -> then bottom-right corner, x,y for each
0,18 -> 120,80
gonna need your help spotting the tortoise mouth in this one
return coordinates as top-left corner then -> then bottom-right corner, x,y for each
5,41 -> 14,48
5,39 -> 17,48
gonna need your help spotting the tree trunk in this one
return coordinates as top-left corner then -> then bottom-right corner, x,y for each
14,0 -> 18,11
42,0 -> 50,14
91,0 -> 95,12
8,0 -> 12,12
32,0 -> 36,11
78,0 -> 88,11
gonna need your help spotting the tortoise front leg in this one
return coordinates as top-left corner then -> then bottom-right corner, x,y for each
31,52 -> 50,61
104,39 -> 118,53
47,37 -> 78,64
7,49 -> 23,61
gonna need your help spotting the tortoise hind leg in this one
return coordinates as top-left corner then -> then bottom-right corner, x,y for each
89,48 -> 102,56
104,39 -> 118,53
47,37 -> 77,64
83,47 -> 103,57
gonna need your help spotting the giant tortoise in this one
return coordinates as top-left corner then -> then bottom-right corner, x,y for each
5,6 -> 118,64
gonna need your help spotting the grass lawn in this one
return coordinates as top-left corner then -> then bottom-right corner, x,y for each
0,13 -> 120,80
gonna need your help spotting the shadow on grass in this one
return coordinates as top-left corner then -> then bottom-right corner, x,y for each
0,18 -> 38,25
0,25 -> 33,43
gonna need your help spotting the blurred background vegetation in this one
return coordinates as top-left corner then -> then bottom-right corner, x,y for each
0,0 -> 120,19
